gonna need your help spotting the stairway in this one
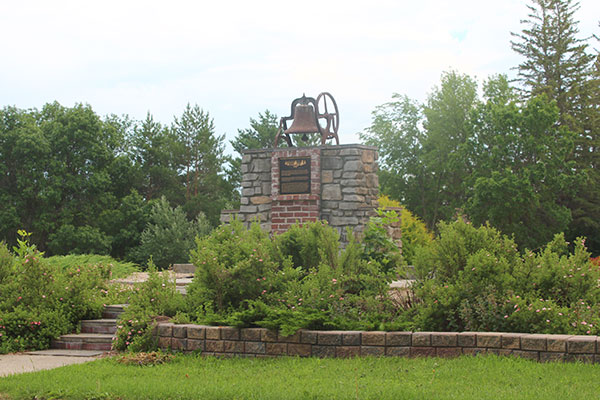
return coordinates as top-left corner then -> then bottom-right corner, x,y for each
49,304 -> 126,353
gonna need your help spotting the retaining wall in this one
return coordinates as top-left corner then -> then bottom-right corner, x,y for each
155,324 -> 599,363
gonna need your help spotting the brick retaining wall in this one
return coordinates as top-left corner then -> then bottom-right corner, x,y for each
155,324 -> 599,363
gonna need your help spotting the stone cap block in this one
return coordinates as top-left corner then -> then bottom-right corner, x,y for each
521,334 -> 547,351
412,332 -> 432,347
362,332 -> 386,346
431,332 -> 457,347
458,332 -> 477,347
567,336 -> 596,354
501,333 -> 522,349
386,332 -> 411,347
476,332 -> 502,348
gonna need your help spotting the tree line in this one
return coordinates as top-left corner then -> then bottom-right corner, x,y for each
362,0 -> 599,255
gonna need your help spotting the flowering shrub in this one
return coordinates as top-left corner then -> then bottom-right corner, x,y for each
411,219 -> 600,334
0,232 -> 116,353
185,219 -> 402,333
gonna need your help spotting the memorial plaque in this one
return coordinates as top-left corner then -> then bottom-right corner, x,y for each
279,157 -> 311,194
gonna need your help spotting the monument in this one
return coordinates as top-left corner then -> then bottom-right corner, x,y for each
221,93 -> 381,244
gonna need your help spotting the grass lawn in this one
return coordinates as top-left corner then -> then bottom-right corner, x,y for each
0,354 -> 598,400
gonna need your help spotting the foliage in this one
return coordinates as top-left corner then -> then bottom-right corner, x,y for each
115,351 -> 174,366
130,196 -> 212,270
0,232 -> 114,353
361,208 -> 403,274
411,219 -> 600,333
45,254 -> 140,280
186,220 -> 399,334
113,262 -> 184,352
377,195 -> 433,265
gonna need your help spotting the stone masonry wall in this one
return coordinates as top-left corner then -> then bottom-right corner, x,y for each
222,144 -> 380,244
156,324 -> 600,363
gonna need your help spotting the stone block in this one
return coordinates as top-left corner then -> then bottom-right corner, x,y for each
521,334 -> 547,351
288,343 -> 312,357
301,330 -> 318,344
205,340 -> 224,352
458,332 -> 476,347
567,336 -> 596,354
501,333 -> 521,349
242,154 -> 252,163
252,158 -> 271,173
240,205 -> 258,213
362,332 -> 386,346
341,172 -> 364,180
512,350 -> 539,361
361,346 -> 385,356
245,342 -> 266,354
241,328 -> 263,341
362,151 -> 375,163
250,196 -> 271,205
339,148 -> 362,156
278,331 -> 301,343
158,336 -> 171,349
321,170 -> 334,183
366,174 -> 378,187
436,347 -> 462,358
336,346 -> 360,358
431,332 -> 457,347
410,347 -> 436,357
262,182 -> 271,196
540,352 -> 566,363
318,331 -> 342,346
313,345 -> 336,358
412,332 -> 432,347
342,332 -> 361,346
386,347 -> 410,357
187,339 -> 204,352
342,195 -> 365,203
171,338 -> 187,351
261,330 -> 278,342
342,186 -> 368,195
477,332 -> 502,348
266,343 -> 288,355
223,340 -> 244,353
339,202 -> 362,211
321,156 -> 343,169
462,347 -> 486,356
221,327 -> 240,341
329,216 -> 359,226
258,203 -> 271,212
321,200 -> 339,210
157,323 -> 173,337
186,325 -> 206,340
566,353 -> 595,363
322,184 -> 342,201
340,179 -> 363,187
241,188 -> 255,197
205,327 -> 221,340
386,332 -> 411,347
172,325 -> 188,338
497,349 -> 514,357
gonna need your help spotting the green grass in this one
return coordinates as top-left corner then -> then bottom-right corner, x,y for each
45,254 -> 140,279
0,354 -> 598,399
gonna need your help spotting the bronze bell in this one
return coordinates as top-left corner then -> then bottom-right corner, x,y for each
284,102 -> 319,135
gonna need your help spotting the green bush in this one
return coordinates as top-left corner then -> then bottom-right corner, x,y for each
185,219 -> 400,334
0,232 -> 114,353
45,254 -> 139,280
130,196 -> 212,270
361,209 -> 403,274
411,219 -> 600,334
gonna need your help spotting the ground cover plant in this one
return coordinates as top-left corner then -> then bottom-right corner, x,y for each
1,354 -> 599,400
45,254 -> 140,279
0,232 -> 133,354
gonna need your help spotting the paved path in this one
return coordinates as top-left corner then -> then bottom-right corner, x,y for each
0,352 -> 100,377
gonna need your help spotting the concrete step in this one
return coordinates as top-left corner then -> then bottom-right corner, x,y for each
102,304 -> 127,319
52,333 -> 114,351
26,349 -> 106,357
173,263 -> 196,274
80,319 -> 117,334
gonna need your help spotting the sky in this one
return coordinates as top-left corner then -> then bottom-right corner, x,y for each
1,0 -> 599,153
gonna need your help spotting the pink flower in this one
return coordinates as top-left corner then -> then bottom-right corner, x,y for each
332,279 -> 337,284
339,297 -> 344,301
504,315 -> 508,319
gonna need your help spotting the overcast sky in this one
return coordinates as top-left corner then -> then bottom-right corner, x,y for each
1,0 -> 599,152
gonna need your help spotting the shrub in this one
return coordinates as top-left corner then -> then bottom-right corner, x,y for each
0,231 -> 114,353
361,209 -> 403,274
130,196 -> 212,270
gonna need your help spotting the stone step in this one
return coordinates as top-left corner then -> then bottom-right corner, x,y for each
173,263 -> 196,274
102,304 -> 127,319
80,319 -> 117,334
52,333 -> 114,351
